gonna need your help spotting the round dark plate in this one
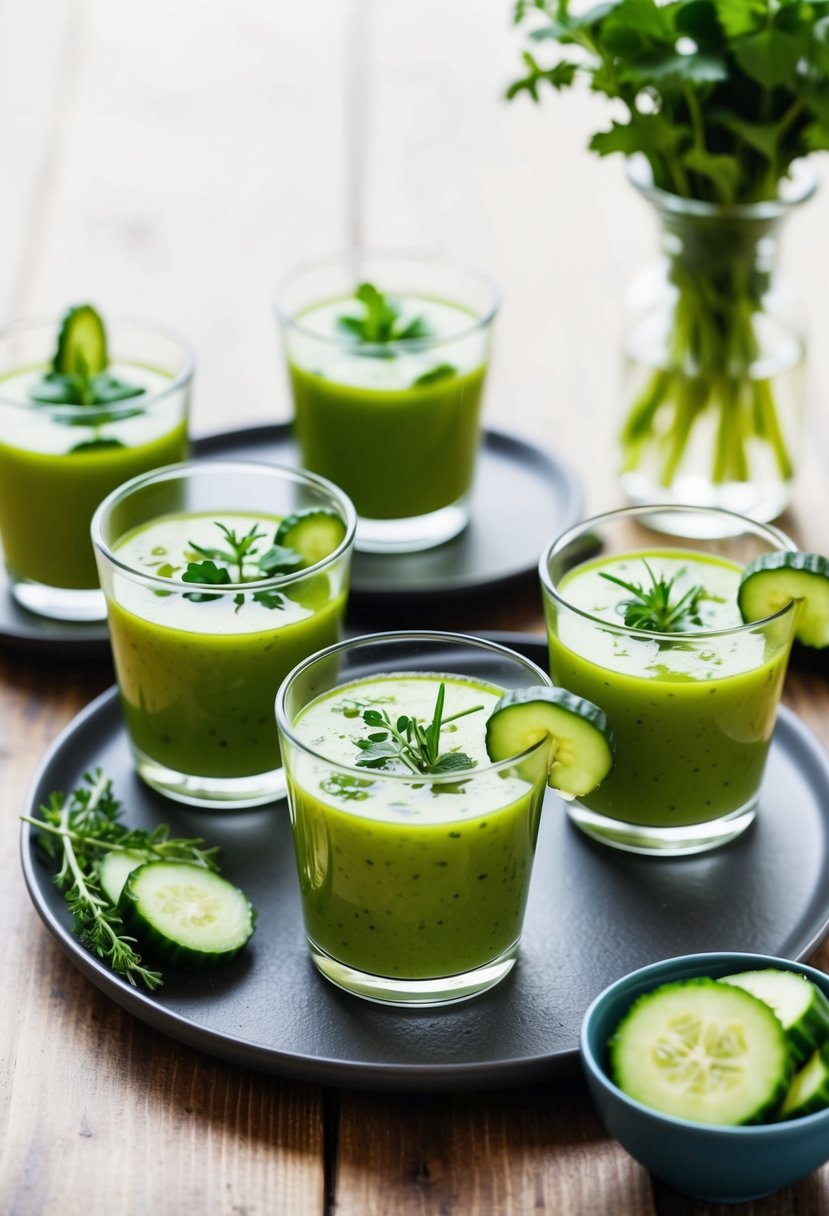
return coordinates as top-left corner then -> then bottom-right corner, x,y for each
20,637 -> 829,1092
0,424 -> 582,654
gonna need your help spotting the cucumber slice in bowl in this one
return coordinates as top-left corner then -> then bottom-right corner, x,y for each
780,1043 -> 829,1119
719,968 -> 829,1068
485,685 -> 614,797
119,861 -> 255,968
54,303 -> 108,376
738,551 -> 829,648
275,509 -> 347,568
609,977 -> 791,1126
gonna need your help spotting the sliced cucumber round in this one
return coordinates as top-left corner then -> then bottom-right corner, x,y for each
738,551 -> 829,648
780,1044 -> 829,1119
275,510 -> 347,568
119,861 -> 255,968
98,848 -> 152,907
719,968 -> 829,1068
53,304 -> 108,376
609,977 -> 791,1126
485,685 -> 614,797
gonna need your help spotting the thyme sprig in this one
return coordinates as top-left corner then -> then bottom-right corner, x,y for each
22,769 -> 221,991
600,561 -> 707,633
354,683 -> 484,775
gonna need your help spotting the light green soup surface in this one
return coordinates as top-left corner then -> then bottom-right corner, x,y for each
107,512 -> 346,779
547,549 -> 792,829
287,295 -> 488,519
286,673 -> 545,979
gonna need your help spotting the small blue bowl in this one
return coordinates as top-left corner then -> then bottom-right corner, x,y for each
580,952 -> 829,1204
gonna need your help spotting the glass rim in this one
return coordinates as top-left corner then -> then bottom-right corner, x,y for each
90,458 -> 357,592
538,503 -> 800,641
0,312 -> 196,413
273,245 -> 501,353
627,153 -> 819,221
274,628 -> 552,785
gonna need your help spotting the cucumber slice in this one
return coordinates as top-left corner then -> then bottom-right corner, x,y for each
609,977 -> 791,1126
485,685 -> 614,797
275,510 -> 347,568
719,969 -> 829,1067
738,551 -> 829,648
119,861 -> 255,968
780,1044 -> 829,1119
98,848 -> 151,906
53,304 -> 108,377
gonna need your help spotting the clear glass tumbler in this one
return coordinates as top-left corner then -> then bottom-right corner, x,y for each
92,460 -> 356,808
275,248 -> 499,553
275,631 -> 551,1006
539,505 -> 799,856
0,315 -> 193,621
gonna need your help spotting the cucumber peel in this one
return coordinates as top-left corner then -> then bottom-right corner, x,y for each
53,304 -> 108,377
485,685 -> 614,797
275,509 -> 346,568
738,551 -> 829,648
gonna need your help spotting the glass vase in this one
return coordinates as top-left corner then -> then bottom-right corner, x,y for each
619,159 -> 816,536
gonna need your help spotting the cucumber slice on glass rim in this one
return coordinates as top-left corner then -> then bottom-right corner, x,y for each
738,551 -> 829,649
275,509 -> 347,568
53,304 -> 109,377
485,685 -> 614,798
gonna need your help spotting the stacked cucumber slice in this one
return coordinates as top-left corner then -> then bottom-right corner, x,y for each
609,966 -> 829,1125
738,552 -> 829,648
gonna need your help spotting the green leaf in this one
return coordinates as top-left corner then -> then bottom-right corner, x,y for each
431,753 -> 477,774
676,1 -> 727,51
604,0 -> 675,45
257,543 -> 303,575
734,28 -> 802,89
182,560 -> 232,587
69,437 -> 127,454
29,372 -> 85,405
413,363 -> 457,387
717,114 -> 783,162
619,50 -> 728,86
589,113 -> 687,156
712,0 -> 768,40
89,372 -> 146,404
684,147 -> 740,200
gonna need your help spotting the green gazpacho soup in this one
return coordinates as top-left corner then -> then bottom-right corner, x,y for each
106,512 -> 347,779
287,297 -> 488,520
285,674 -> 545,980
546,550 -> 793,829
0,364 -> 188,589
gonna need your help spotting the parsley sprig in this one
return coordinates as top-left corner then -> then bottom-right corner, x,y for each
354,683 -> 484,775
337,282 -> 433,345
600,561 -> 707,633
22,769 -> 221,991
182,521 -> 302,610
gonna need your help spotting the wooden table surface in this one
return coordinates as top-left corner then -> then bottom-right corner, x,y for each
2,4 -> 829,1212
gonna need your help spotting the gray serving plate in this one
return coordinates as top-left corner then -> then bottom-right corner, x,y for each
0,424 -> 583,654
19,638 -> 829,1092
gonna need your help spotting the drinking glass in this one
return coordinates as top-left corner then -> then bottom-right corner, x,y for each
92,460 -> 356,808
539,505 -> 799,855
275,631 -> 551,1006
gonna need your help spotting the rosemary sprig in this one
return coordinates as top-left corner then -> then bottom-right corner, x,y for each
600,561 -> 707,633
22,769 -> 221,991
354,683 -> 483,775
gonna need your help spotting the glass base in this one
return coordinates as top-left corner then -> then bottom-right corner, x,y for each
619,471 -> 791,537
355,497 -> 469,554
11,577 -> 107,622
308,939 -> 519,1006
133,746 -> 287,809
567,798 -> 757,857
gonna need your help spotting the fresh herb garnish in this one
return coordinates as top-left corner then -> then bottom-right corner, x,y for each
337,282 -> 433,347
21,769 -> 221,991
600,561 -> 707,633
28,304 -> 146,438
353,683 -> 484,775
413,362 -> 458,387
181,521 -> 303,609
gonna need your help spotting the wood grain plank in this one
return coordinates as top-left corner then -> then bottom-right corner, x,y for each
334,1084 -> 655,1216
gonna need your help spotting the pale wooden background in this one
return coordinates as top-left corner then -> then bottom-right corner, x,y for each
2,3 -> 829,1214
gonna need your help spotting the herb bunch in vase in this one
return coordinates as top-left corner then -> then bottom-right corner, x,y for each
509,0 -> 828,528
